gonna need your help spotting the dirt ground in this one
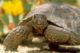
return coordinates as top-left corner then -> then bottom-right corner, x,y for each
0,43 -> 56,53
0,42 -> 80,53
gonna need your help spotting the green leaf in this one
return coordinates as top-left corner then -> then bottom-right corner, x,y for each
2,15 -> 9,25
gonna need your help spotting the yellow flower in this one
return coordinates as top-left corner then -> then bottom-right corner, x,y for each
2,1 -> 12,14
2,0 -> 24,16
31,0 -> 45,10
12,0 -> 24,16
36,0 -> 45,5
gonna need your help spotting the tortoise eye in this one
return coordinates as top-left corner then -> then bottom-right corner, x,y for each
32,14 -> 46,23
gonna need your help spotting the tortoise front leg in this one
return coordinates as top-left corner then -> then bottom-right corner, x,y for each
3,26 -> 30,51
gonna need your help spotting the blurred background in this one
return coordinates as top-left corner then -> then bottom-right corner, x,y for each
0,0 -> 80,42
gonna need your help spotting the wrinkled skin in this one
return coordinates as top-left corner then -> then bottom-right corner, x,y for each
3,3 -> 80,52
3,14 -> 48,51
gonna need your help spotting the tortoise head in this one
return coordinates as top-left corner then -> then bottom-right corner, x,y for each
32,14 -> 48,34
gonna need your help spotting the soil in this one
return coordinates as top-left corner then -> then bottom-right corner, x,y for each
0,42 -> 80,53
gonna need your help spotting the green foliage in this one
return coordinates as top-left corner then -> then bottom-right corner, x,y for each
64,0 -> 76,5
24,2 -> 32,13
47,0 -> 76,5
2,15 -> 9,25
0,22 -> 3,33
13,16 -> 19,26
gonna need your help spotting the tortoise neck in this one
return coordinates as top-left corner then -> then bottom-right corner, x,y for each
32,26 -> 47,36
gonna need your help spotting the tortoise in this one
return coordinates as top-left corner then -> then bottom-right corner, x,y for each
3,3 -> 80,51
